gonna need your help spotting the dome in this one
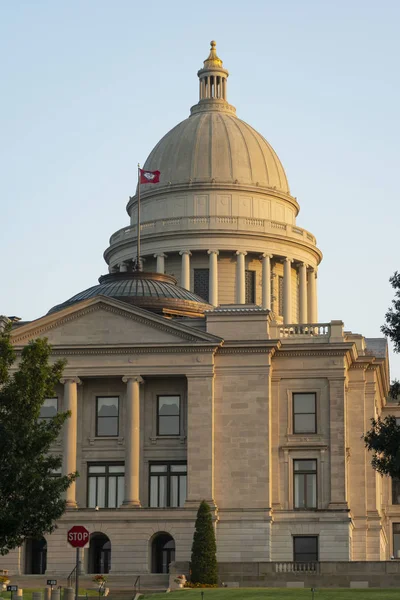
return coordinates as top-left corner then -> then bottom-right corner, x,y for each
143,111 -> 289,193
48,272 -> 212,317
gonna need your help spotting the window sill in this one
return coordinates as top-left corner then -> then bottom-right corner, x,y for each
149,435 -> 186,445
88,436 -> 124,446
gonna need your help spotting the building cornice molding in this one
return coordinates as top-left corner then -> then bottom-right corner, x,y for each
12,344 -> 221,357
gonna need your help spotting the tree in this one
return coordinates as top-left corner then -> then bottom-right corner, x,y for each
190,500 -> 218,584
364,273 -> 400,478
0,320 -> 76,555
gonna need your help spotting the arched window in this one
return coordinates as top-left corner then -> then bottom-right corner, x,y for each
88,533 -> 111,574
25,537 -> 47,574
151,533 -> 175,573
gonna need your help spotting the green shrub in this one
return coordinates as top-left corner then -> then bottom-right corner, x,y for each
190,500 -> 218,584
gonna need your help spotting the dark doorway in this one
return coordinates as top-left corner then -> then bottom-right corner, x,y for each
89,533 -> 111,574
151,533 -> 175,573
25,537 -> 47,574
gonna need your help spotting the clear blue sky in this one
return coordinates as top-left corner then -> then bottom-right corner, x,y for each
1,0 -> 399,378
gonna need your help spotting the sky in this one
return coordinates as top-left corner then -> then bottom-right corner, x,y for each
1,0 -> 399,379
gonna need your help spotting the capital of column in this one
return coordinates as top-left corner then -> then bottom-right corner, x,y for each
122,376 -> 144,384
260,253 -> 273,260
153,253 -> 167,259
207,249 -> 219,256
60,377 -> 82,385
179,250 -> 192,256
235,250 -> 247,256
284,257 -> 293,264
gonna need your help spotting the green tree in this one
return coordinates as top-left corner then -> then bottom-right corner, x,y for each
190,500 -> 218,584
0,320 -> 76,555
364,273 -> 400,477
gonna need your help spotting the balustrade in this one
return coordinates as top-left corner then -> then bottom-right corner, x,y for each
275,562 -> 318,573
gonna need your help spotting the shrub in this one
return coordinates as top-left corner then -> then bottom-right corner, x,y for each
190,500 -> 218,584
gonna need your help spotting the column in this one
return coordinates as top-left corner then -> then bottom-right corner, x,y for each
207,250 -> 219,306
283,257 -> 293,324
185,374 -> 215,506
235,251 -> 247,304
119,262 -> 128,273
179,250 -> 191,290
61,377 -> 81,508
260,253 -> 272,310
154,253 -> 166,274
328,376 -> 348,510
308,267 -> 318,323
122,376 -> 144,507
299,262 -> 308,324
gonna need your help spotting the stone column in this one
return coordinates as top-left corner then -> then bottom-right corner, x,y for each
299,262 -> 308,324
235,251 -> 247,304
61,377 -> 81,508
185,374 -> 215,506
207,250 -> 219,307
179,250 -> 191,290
283,258 -> 293,324
154,253 -> 166,274
122,376 -> 144,507
308,267 -> 318,323
260,253 -> 272,310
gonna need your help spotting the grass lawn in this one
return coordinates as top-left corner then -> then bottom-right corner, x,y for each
143,589 -> 400,600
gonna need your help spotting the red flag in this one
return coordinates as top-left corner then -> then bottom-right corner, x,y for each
139,169 -> 160,184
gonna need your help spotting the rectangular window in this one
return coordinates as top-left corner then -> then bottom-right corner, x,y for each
194,269 -> 209,302
149,463 -> 187,508
293,392 -> 317,434
157,395 -> 180,436
39,398 -> 58,421
394,524 -> 400,558
96,397 -> 119,437
278,275 -> 284,316
294,459 -> 317,509
245,270 -> 256,303
293,536 -> 318,562
393,480 -> 400,505
87,463 -> 125,508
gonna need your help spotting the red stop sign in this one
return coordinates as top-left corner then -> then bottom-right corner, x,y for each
67,525 -> 90,548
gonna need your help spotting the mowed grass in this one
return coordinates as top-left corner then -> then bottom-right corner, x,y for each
143,589 -> 400,600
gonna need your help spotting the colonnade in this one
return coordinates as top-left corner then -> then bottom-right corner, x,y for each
152,250 -> 318,323
61,375 -> 144,508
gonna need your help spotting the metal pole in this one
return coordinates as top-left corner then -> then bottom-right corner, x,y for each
136,164 -> 141,271
75,548 -> 79,600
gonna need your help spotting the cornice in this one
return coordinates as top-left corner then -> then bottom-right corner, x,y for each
15,344 -> 221,357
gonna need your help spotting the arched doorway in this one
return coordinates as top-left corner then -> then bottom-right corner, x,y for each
151,533 -> 175,573
25,537 -> 47,574
88,533 -> 111,574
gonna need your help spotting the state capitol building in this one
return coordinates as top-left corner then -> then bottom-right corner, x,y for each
3,42 -> 399,580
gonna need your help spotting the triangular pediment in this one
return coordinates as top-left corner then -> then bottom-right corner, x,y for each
11,296 -> 222,347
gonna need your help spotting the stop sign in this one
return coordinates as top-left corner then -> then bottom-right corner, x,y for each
67,525 -> 90,548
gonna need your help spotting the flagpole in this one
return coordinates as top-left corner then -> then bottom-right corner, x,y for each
137,163 -> 142,271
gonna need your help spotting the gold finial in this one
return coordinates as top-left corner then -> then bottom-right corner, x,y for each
203,40 -> 223,68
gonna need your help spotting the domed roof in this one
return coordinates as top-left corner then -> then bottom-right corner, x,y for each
48,272 -> 212,317
142,42 -> 289,194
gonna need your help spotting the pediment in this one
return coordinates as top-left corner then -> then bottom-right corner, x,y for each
11,296 -> 221,347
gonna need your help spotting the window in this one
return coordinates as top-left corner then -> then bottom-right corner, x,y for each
278,275 -> 284,315
293,536 -> 318,562
39,398 -> 58,421
157,395 -> 180,436
96,397 -> 119,437
393,480 -> 400,505
149,463 -> 187,508
245,270 -> 256,303
293,393 -> 316,434
87,463 -> 125,508
394,524 -> 400,558
194,269 -> 209,302
294,459 -> 317,509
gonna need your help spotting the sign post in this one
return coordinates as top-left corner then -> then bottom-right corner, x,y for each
7,585 -> 18,600
67,526 -> 90,600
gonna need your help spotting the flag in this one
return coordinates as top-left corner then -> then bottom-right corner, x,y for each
139,169 -> 160,184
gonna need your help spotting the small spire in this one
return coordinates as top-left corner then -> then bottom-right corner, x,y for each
204,40 -> 223,68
